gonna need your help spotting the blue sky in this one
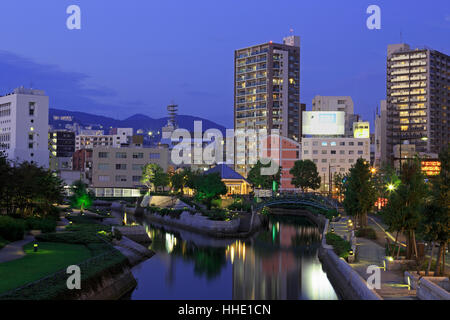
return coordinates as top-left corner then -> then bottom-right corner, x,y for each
0,0 -> 449,129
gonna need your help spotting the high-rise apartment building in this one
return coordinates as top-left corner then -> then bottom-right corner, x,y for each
234,35 -> 301,177
386,44 -> 450,165
374,100 -> 388,167
0,87 -> 49,168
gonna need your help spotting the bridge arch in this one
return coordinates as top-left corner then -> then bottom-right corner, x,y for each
253,194 -> 339,213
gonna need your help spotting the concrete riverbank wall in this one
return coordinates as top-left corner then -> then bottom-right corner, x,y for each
142,210 -> 266,238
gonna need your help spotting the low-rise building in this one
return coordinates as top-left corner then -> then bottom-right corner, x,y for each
75,128 -> 133,150
91,146 -> 169,197
301,137 -> 370,193
261,135 -> 301,192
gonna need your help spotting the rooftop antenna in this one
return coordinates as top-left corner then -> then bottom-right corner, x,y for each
289,28 -> 294,35
167,102 -> 178,128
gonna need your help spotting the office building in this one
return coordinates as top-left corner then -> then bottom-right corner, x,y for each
234,35 -> 302,177
312,96 -> 359,137
301,137 -> 370,193
91,146 -> 169,197
0,87 -> 49,167
386,44 -> 450,166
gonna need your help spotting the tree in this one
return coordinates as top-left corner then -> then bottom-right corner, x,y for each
289,160 -> 321,192
170,171 -> 185,194
421,146 -> 450,275
193,173 -> 227,209
247,160 -> 281,190
381,158 -> 428,260
69,180 -> 93,212
333,172 -> 348,202
343,158 -> 376,229
141,164 -> 168,192
372,163 -> 400,209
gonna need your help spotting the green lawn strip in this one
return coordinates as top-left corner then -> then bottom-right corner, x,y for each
0,248 -> 128,300
0,242 -> 92,294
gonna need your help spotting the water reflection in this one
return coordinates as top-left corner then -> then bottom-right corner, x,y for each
129,214 -> 338,300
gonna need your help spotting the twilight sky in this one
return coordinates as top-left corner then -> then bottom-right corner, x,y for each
0,0 -> 449,129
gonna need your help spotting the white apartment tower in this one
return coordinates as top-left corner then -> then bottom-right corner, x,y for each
0,87 -> 49,167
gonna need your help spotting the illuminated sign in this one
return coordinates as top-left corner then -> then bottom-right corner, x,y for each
421,161 -> 441,176
302,111 -> 345,135
353,122 -> 370,138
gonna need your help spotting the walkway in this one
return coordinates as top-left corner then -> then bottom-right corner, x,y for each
331,216 -> 417,300
0,235 -> 34,263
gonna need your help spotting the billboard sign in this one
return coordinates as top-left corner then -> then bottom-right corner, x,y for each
302,111 -> 345,135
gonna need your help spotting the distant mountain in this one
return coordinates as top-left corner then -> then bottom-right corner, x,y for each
49,108 -> 227,137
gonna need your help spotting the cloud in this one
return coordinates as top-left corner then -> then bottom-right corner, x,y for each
0,51 -> 125,116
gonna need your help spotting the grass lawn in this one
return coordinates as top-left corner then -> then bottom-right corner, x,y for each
0,242 -> 92,295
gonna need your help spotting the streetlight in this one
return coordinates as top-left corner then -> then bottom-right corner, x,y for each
387,184 -> 395,192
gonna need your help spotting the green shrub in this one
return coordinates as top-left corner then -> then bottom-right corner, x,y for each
228,201 -> 252,213
147,206 -> 186,219
0,216 -> 26,241
206,209 -> 236,221
355,227 -> 377,240
25,218 -> 57,233
210,198 -> 222,209
36,231 -> 111,244
0,236 -> 8,249
325,209 -> 339,221
326,232 -> 351,258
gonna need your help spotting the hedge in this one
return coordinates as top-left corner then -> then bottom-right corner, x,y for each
25,218 -> 57,233
326,232 -> 352,258
0,216 -> 26,241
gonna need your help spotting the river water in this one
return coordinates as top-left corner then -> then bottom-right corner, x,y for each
127,214 -> 338,300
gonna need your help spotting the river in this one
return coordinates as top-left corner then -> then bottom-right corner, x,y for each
126,214 -> 338,300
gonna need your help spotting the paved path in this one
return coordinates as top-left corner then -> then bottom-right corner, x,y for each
0,235 -> 34,263
330,216 -> 417,300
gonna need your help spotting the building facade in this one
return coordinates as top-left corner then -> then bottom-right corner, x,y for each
49,130 -> 75,171
75,128 -> 133,150
312,96 -> 359,137
91,146 -> 169,196
374,100 -> 388,168
386,44 -> 450,165
261,135 -> 301,192
301,137 -> 370,193
234,35 -> 302,177
0,87 -> 49,167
